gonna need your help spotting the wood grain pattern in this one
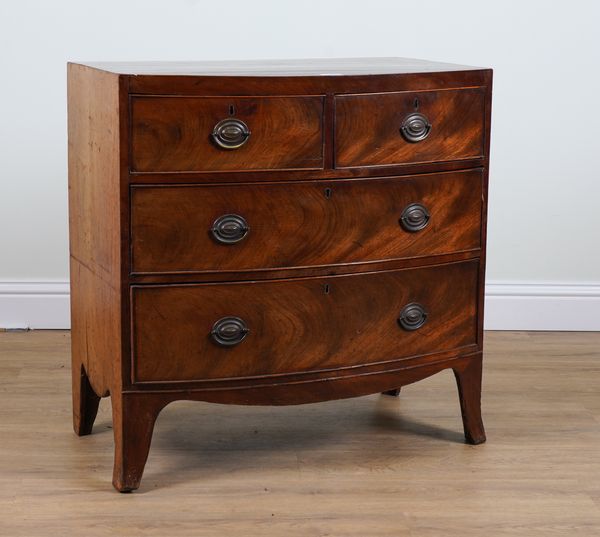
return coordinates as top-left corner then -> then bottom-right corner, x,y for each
335,88 -> 485,168
476,80 -> 493,349
131,261 -> 479,383
128,158 -> 487,184
131,96 -> 324,172
68,60 -> 492,491
128,250 -> 479,285
3,330 -> 600,535
67,64 -> 123,404
127,347 -> 478,394
67,64 -> 133,488
72,362 -> 101,436
453,354 -> 486,444
127,68 -> 492,99
112,392 -> 167,492
131,170 -> 482,274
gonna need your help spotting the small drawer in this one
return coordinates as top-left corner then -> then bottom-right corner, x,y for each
130,169 -> 482,274
130,96 -> 324,172
335,88 -> 485,168
131,260 -> 478,383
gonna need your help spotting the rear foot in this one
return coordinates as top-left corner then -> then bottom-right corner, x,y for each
72,363 -> 101,436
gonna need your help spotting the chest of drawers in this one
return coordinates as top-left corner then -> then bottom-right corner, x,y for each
67,58 -> 492,492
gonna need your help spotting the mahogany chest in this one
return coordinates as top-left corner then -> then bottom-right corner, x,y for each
67,58 -> 492,492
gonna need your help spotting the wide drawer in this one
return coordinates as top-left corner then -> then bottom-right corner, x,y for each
335,88 -> 485,168
131,169 -> 482,274
130,96 -> 324,172
131,260 -> 479,383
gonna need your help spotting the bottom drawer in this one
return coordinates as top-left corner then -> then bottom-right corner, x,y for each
131,261 -> 479,383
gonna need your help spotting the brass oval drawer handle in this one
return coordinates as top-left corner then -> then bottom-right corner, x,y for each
210,316 -> 249,347
211,214 -> 249,244
398,303 -> 428,331
400,203 -> 430,232
400,112 -> 431,143
211,118 -> 250,149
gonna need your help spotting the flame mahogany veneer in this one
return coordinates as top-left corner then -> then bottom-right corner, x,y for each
67,58 -> 492,492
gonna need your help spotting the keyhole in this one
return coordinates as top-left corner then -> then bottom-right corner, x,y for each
229,104 -> 236,116
324,188 -> 332,199
323,284 -> 330,295
414,97 -> 419,110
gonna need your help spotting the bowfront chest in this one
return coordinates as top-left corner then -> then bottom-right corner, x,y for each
67,58 -> 492,492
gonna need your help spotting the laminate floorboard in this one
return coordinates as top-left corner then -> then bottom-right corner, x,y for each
1,330 -> 599,536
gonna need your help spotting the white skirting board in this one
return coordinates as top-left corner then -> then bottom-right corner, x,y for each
0,282 -> 71,330
0,280 -> 599,331
484,281 -> 600,331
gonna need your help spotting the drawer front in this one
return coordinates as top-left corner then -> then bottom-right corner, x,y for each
131,170 -> 482,274
335,88 -> 485,168
131,261 -> 478,383
131,96 -> 324,172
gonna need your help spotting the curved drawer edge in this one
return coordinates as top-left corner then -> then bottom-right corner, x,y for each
124,351 -> 481,405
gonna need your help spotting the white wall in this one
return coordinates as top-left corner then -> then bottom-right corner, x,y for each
1,0 -> 599,329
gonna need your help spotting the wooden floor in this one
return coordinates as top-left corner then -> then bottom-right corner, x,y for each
1,331 -> 599,536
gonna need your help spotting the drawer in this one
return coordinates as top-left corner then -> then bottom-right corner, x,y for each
130,96 -> 324,172
131,261 -> 479,383
131,169 -> 482,274
335,88 -> 485,168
